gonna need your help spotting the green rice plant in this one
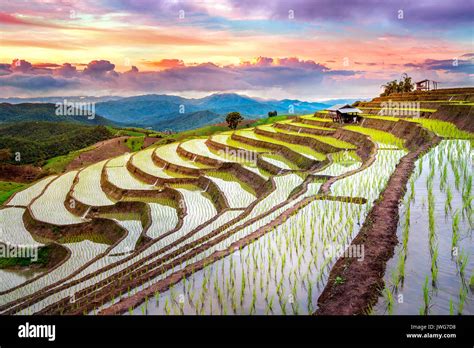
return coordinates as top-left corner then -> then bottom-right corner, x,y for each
428,185 -> 436,243
265,295 -> 274,314
249,287 -> 257,314
445,185 -> 453,214
431,244 -> 439,287
440,164 -> 448,190
420,276 -> 430,315
452,210 -> 460,249
291,300 -> 300,315
409,179 -> 415,201
383,286 -> 394,315
307,280 -> 313,314
280,297 -> 287,315
458,287 -> 467,315
449,299 -> 454,315
458,249 -> 469,276
462,174 -> 472,210
402,206 -> 411,252
397,252 -> 406,286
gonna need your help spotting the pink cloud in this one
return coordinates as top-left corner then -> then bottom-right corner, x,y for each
10,59 -> 33,73
144,59 -> 185,70
53,63 -> 77,78
83,60 -> 116,77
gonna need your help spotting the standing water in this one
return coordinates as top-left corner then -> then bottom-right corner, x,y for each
376,140 -> 473,315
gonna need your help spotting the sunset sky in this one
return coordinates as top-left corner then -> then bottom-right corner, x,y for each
0,0 -> 472,100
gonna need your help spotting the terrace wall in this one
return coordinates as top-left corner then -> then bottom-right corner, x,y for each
254,126 -> 340,153
428,104 -> 474,133
151,150 -> 201,176
232,133 -> 315,170
274,122 -> 335,136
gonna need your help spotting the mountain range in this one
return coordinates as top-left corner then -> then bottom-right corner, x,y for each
0,93 -> 361,131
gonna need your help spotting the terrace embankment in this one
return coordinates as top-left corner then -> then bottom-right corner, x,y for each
126,155 -> 195,186
254,126 -> 340,153
0,243 -> 68,272
22,208 -> 127,245
297,117 -> 340,129
359,118 -> 433,150
177,143 -> 223,167
274,122 -> 335,136
428,104 -> 474,133
315,130 -> 441,315
196,176 -> 229,212
217,162 -> 271,197
232,132 -> 315,170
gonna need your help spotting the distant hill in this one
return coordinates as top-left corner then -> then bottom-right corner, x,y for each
0,96 -> 123,104
0,103 -> 115,126
95,93 -> 334,131
151,110 -> 223,132
0,121 -> 113,165
0,94 -> 363,132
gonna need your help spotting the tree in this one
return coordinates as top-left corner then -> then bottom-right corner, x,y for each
0,148 -> 11,163
268,110 -> 278,117
400,73 -> 414,93
381,73 -> 414,96
226,112 -> 243,130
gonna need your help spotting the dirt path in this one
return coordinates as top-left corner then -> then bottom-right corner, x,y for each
66,136 -> 131,170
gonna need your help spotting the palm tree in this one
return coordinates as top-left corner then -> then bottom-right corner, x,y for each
401,73 -> 414,93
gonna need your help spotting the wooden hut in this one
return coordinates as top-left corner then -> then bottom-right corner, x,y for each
326,104 -> 362,124
415,79 -> 439,91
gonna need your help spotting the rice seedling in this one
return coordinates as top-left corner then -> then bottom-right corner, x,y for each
397,252 -> 406,286
383,286 -> 394,315
420,276 -> 430,315
458,287 -> 467,315
431,244 -> 439,287
457,249 -> 469,277
452,210 -> 460,249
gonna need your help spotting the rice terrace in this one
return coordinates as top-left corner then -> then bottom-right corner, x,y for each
0,2 -> 473,345
0,87 -> 472,317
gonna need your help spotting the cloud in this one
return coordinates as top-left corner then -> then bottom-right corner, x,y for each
226,0 -> 474,26
144,59 -> 185,69
0,54 -> 471,98
0,74 -> 79,90
405,58 -> 474,74
10,59 -> 33,73
83,60 -> 116,77
53,63 -> 78,78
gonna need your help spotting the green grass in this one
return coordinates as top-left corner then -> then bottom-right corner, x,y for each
264,125 -> 356,149
205,171 -> 257,196
124,136 -> 145,152
0,246 -> 50,268
359,106 -> 437,112
331,150 -> 361,164
344,125 -> 405,149
236,129 -> 326,161
407,119 -> 473,139
249,115 -> 292,127
300,114 -> 332,121
283,121 -> 334,131
165,125 -> 232,143
42,145 -> 96,173
361,115 -> 473,139
0,181 -> 28,205
261,153 -> 300,170
106,126 -> 162,137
